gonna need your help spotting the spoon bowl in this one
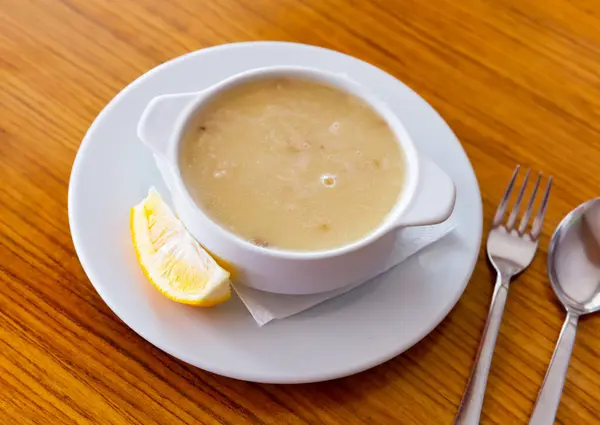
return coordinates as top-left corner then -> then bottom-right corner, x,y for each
548,198 -> 600,315
530,198 -> 600,424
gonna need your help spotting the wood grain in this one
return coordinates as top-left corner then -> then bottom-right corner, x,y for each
2,0 -> 600,423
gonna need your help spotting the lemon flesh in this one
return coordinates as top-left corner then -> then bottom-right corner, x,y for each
130,188 -> 231,306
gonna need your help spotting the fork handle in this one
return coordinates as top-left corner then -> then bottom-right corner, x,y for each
454,274 -> 510,425
529,312 -> 579,425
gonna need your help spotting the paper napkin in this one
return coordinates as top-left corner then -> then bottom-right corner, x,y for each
233,218 -> 457,326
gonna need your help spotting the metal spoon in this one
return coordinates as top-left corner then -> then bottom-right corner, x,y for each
529,198 -> 600,425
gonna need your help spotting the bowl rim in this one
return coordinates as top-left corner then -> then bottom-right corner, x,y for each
166,65 -> 421,260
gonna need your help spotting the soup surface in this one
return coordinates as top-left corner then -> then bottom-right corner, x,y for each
180,77 -> 405,251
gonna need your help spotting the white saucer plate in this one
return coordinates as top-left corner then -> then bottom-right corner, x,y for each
69,42 -> 482,384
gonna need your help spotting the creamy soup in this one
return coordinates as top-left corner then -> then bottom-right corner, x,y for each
180,77 -> 405,251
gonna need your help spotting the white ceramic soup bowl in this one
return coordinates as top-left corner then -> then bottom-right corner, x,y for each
137,66 -> 455,295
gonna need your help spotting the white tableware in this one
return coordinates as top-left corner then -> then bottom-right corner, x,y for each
69,42 -> 482,383
138,65 -> 456,295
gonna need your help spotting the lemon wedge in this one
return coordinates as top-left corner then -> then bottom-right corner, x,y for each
130,188 -> 231,306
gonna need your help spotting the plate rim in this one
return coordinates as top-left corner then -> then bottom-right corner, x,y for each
68,41 -> 483,383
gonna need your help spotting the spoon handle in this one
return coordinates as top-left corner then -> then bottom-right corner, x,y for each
454,274 -> 510,425
529,312 -> 579,425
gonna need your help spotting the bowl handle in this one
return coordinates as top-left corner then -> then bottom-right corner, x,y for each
395,155 -> 456,227
137,92 -> 200,161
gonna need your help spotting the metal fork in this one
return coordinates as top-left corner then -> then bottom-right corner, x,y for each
454,166 -> 553,425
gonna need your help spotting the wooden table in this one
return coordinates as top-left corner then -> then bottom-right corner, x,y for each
2,1 -> 600,423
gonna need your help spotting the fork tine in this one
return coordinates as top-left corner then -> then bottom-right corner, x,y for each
506,169 -> 531,230
493,165 -> 520,227
531,176 -> 553,240
517,172 -> 542,235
